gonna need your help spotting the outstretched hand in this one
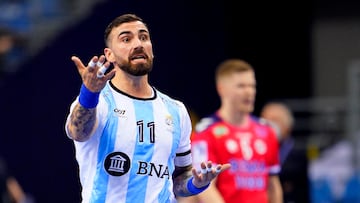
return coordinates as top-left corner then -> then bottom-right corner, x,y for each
71,55 -> 116,92
191,161 -> 231,188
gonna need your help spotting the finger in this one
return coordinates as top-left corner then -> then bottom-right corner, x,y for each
88,59 -> 96,69
97,65 -> 108,78
96,55 -> 106,67
222,163 -> 231,171
207,165 -> 213,173
215,163 -> 231,174
71,56 -> 84,68
71,56 -> 86,74
191,167 -> 199,178
96,61 -> 104,68
216,168 -> 221,173
206,161 -> 213,167
200,167 -> 207,175
86,56 -> 99,73
215,165 -> 222,174
103,69 -> 116,80
199,162 -> 208,175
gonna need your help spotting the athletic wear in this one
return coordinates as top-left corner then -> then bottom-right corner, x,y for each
192,113 -> 280,203
65,81 -> 192,203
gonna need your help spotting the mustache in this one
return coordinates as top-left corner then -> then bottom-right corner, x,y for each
130,49 -> 148,59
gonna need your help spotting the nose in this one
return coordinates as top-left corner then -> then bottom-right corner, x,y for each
132,37 -> 143,49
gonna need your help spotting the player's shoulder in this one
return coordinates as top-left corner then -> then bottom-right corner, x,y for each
251,115 -> 273,127
195,114 -> 221,133
251,115 -> 280,138
155,88 -> 185,107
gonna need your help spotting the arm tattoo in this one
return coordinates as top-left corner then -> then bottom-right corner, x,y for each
173,166 -> 194,197
68,103 -> 96,141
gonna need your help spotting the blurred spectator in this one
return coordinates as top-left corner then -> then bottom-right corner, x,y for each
0,27 -> 27,78
260,102 -> 294,164
0,28 -> 14,69
0,156 -> 34,203
309,138 -> 360,202
261,101 -> 310,203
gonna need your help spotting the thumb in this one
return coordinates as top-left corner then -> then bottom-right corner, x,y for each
71,56 -> 85,73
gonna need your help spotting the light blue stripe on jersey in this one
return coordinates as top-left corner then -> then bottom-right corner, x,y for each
90,85 -> 118,203
125,99 -> 154,203
157,92 -> 181,203
158,181 -> 171,203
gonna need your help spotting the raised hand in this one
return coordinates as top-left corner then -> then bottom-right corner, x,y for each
71,55 -> 116,92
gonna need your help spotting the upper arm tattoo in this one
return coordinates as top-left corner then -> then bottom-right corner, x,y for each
68,103 -> 97,141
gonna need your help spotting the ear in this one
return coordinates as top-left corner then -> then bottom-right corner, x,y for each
216,83 -> 224,96
104,48 -> 115,63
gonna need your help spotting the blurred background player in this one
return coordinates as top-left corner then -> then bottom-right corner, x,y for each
261,101 -> 310,203
188,59 -> 283,203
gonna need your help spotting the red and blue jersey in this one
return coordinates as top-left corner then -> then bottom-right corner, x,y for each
191,113 -> 280,203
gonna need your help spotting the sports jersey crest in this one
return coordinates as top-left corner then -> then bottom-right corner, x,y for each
165,114 -> 173,125
212,125 -> 229,137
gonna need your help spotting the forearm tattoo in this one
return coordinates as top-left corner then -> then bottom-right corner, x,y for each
173,168 -> 193,197
69,103 -> 96,141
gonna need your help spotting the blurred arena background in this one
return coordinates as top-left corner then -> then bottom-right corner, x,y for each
0,0 -> 359,202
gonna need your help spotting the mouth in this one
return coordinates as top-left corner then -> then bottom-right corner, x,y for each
130,53 -> 147,61
243,99 -> 254,105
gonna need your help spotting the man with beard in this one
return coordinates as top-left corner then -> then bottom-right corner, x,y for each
65,14 -> 230,203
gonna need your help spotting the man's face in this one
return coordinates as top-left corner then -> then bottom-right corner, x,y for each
218,70 -> 256,113
105,21 -> 154,76
261,105 -> 290,139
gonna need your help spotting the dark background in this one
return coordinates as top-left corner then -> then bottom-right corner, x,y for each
0,0 -> 357,202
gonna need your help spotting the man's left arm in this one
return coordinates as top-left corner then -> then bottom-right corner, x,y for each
173,162 -> 231,197
173,165 -> 196,197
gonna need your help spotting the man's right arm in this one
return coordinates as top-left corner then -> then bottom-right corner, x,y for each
66,55 -> 114,142
66,102 -> 97,142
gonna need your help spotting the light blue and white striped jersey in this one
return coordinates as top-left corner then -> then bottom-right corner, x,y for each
65,81 -> 193,203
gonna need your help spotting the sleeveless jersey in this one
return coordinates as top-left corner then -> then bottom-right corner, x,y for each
191,113 -> 280,203
65,81 -> 192,203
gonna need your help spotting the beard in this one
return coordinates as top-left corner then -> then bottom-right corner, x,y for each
119,60 -> 153,76
116,50 -> 153,76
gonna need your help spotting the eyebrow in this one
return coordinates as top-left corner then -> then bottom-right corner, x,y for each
118,29 -> 149,38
